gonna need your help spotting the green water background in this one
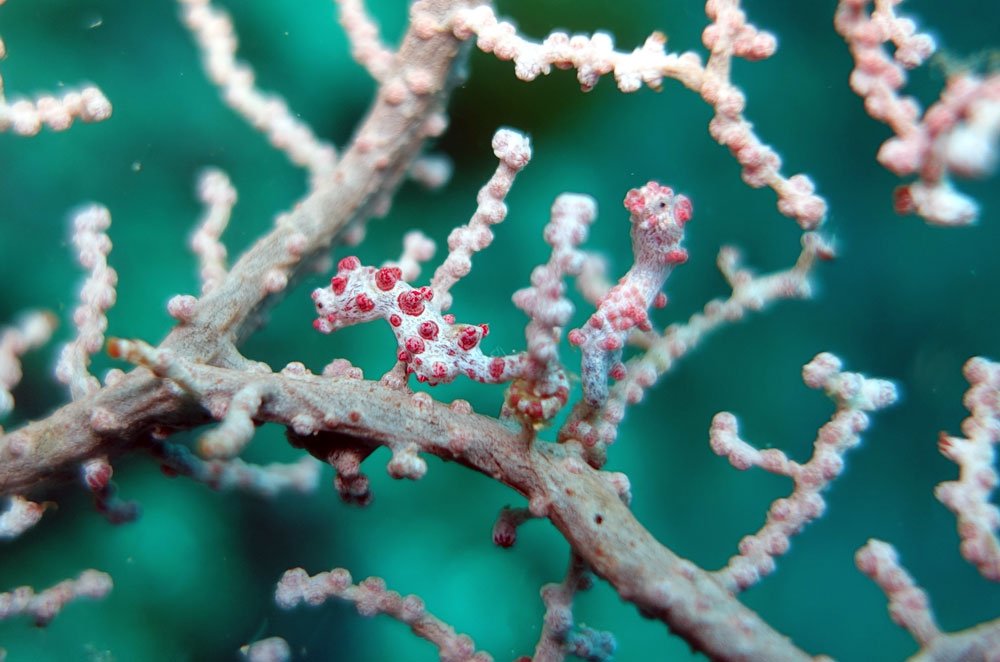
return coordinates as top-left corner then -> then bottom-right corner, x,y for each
0,0 -> 998,659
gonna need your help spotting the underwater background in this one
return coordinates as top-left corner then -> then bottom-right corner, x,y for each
1,0 -> 998,659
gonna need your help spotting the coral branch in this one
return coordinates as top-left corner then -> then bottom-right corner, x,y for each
835,0 -> 1000,225
178,0 -> 338,186
430,129 -> 532,310
856,539 -> 941,646
711,353 -> 897,592
935,357 -> 1000,581
240,637 -> 290,662
532,554 -> 615,662
335,0 -> 396,81
0,3 -> 111,136
491,505 -> 534,548
152,442 -> 321,497
449,1 -> 827,227
0,495 -> 47,539
506,193 -> 595,422
0,351 -> 813,659
199,382 -> 269,459
0,570 -> 112,626
81,456 -> 140,524
106,338 -> 203,396
276,567 -> 491,662
408,153 -> 454,190
55,205 -> 118,400
859,539 -> 1000,660
0,311 -> 56,422
389,230 -> 436,283
191,168 -> 236,295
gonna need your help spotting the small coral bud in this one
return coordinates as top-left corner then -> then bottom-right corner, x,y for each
493,520 -> 517,548
600,337 -> 622,351
624,188 -> 647,214
893,185 -> 915,215
398,290 -> 425,316
338,256 -> 361,271
82,457 -> 113,492
418,320 -> 439,340
491,128 -> 532,170
489,357 -> 506,380
674,196 -> 693,224
375,267 -> 402,291
264,269 -> 288,293
666,248 -> 689,265
106,338 -> 124,359
458,327 -> 481,350
167,294 -> 198,322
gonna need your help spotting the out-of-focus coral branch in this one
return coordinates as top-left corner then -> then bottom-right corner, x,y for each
178,0 -> 338,187
240,636 -> 291,662
575,253 -> 612,309
191,168 -> 237,295
81,456 -> 140,524
0,570 -> 112,627
335,0 -> 396,81
55,205 -> 118,400
0,495 -> 47,540
388,230 -> 436,283
407,153 -> 454,190
935,356 -> 1000,581
448,0 -> 827,228
0,311 -> 56,424
0,0 -> 111,136
857,539 -> 1000,660
276,567 -> 492,662
531,553 -> 615,662
152,441 -> 321,498
835,0 -> 999,226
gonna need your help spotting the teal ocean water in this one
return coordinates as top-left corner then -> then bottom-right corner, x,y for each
0,0 -> 997,659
